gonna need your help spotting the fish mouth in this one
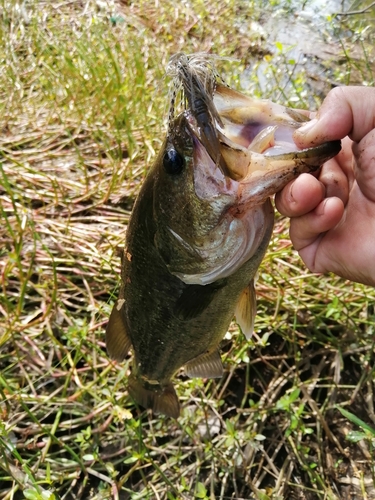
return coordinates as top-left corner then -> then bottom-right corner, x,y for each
186,83 -> 341,187
166,53 -> 340,182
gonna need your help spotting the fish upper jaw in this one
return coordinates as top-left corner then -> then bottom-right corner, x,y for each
185,109 -> 230,176
192,133 -> 237,203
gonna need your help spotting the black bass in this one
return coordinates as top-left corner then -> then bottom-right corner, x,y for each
106,53 -> 341,418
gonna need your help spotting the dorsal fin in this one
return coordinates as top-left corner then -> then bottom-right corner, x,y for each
106,301 -> 132,361
235,279 -> 257,340
185,349 -> 223,378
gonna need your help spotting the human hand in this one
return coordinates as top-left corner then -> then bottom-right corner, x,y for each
275,86 -> 375,286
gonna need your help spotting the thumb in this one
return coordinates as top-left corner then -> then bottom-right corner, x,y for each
352,129 -> 375,202
294,86 -> 375,147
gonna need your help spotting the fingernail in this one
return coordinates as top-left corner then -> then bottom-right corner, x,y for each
315,198 -> 327,216
296,118 -> 318,136
289,182 -> 295,203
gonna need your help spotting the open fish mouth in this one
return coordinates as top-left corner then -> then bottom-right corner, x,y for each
167,53 -> 341,182
212,83 -> 341,181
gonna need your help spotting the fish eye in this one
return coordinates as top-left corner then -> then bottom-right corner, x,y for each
163,148 -> 184,175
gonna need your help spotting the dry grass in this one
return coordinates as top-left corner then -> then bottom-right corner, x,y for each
0,1 -> 375,499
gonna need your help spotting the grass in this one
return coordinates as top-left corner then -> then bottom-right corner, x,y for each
0,0 -> 375,499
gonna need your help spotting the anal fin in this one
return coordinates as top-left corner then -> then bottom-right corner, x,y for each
185,349 -> 223,379
106,301 -> 132,361
235,279 -> 257,340
128,375 -> 180,419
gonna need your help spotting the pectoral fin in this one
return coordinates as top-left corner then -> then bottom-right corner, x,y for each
235,279 -> 257,340
106,302 -> 132,361
185,350 -> 223,378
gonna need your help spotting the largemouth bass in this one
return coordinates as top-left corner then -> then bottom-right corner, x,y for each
106,53 -> 341,418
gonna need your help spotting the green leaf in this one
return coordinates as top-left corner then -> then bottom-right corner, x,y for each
257,492 -> 271,500
290,414 -> 298,430
276,388 -> 300,410
24,490 -> 39,500
336,406 -> 375,436
225,419 -> 235,435
195,482 -> 207,498
304,427 -> 314,435
275,41 -> 283,52
289,388 -> 300,403
24,490 -> 56,500
254,434 -> 266,441
41,492 -> 56,500
346,430 -> 368,443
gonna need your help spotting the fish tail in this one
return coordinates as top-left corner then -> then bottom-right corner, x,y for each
128,375 -> 180,419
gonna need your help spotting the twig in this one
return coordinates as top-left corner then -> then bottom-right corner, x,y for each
335,1 -> 375,15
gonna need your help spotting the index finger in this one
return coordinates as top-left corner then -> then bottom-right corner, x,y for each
275,173 -> 324,217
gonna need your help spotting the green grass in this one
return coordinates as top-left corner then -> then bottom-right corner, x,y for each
1,0 -> 375,499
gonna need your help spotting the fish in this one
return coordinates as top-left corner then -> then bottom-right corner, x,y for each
106,53 -> 341,418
